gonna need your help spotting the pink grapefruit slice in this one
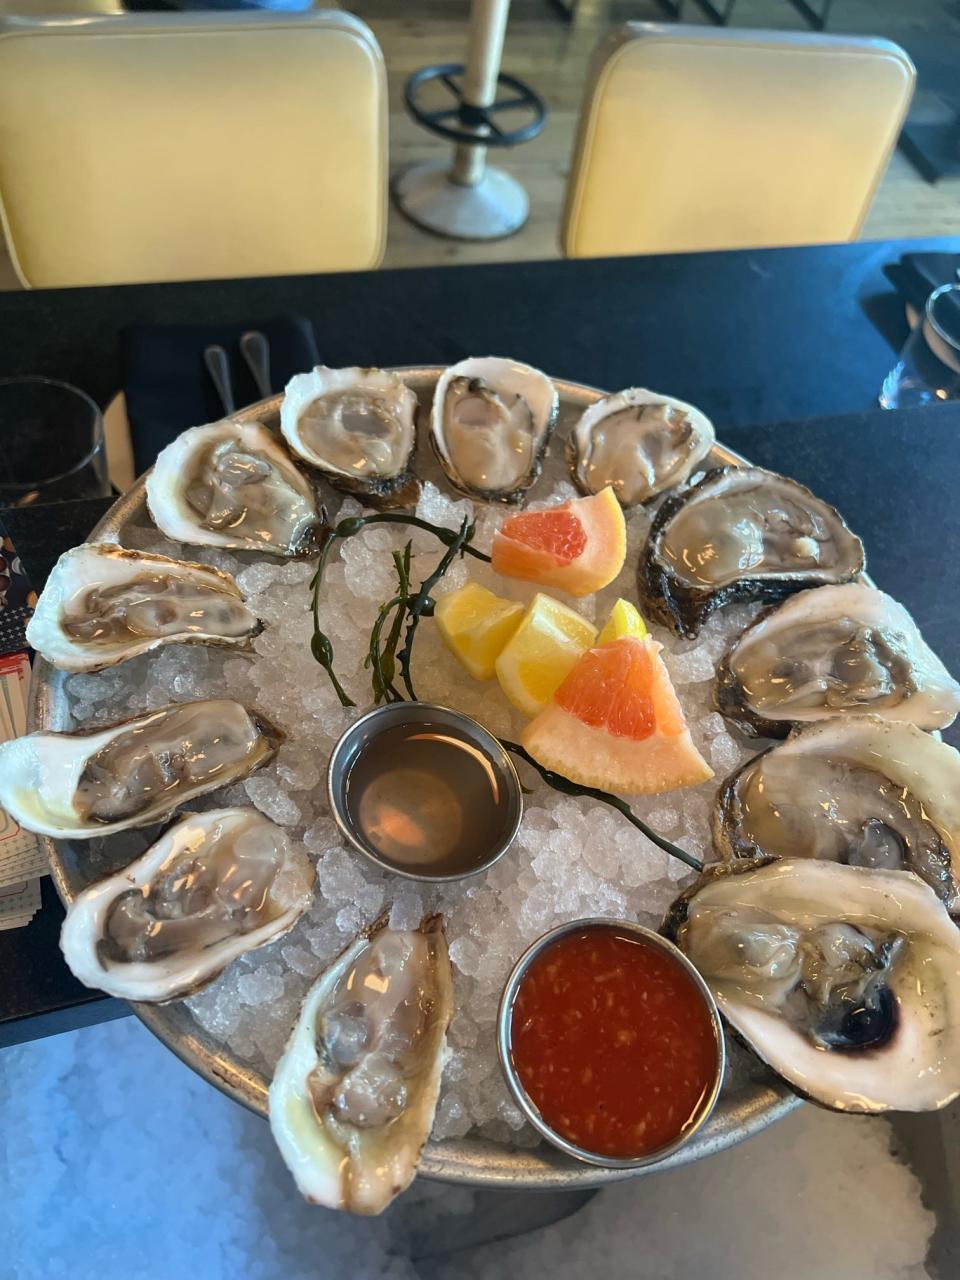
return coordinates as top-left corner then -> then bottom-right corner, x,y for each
521,635 -> 713,794
491,487 -> 626,597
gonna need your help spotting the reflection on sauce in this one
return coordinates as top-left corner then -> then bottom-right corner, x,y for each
344,723 -> 513,876
510,927 -> 719,1159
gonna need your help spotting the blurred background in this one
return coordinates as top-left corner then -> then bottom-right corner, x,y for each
1,2 -> 959,1276
0,0 -> 958,287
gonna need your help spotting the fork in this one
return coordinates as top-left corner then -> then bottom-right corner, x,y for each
203,344 -> 236,416
240,330 -> 273,399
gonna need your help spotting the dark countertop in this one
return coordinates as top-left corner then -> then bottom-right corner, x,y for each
1,497 -> 122,1047
722,403 -> 960,742
1,236 -> 957,431
2,238 -> 959,1048
2,497 -> 115,590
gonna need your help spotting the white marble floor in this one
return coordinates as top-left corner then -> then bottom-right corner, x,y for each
0,1015 -> 938,1280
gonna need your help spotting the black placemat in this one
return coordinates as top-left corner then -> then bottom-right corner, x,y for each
122,315 -> 319,473
0,497 -> 114,592
883,251 -> 960,313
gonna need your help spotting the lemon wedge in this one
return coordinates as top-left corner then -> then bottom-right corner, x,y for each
434,583 -> 524,680
597,597 -> 648,645
495,592 -> 598,717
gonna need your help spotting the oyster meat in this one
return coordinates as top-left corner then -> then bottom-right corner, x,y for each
0,699 -> 282,838
567,388 -> 715,507
60,808 -> 314,1002
665,858 -> 960,1111
713,717 -> 960,912
281,366 -> 420,504
27,544 -> 262,673
638,466 -> 864,638
269,914 -> 453,1214
146,420 -> 320,556
715,583 -> 960,736
430,356 -> 558,502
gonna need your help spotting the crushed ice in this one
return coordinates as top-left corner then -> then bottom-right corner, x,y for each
64,442 -> 770,1144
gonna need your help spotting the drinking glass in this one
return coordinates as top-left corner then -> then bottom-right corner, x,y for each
0,377 -> 110,507
880,283 -> 960,409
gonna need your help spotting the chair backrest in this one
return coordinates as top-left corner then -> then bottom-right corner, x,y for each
561,24 -> 915,260
0,0 -> 123,14
0,10 -> 387,287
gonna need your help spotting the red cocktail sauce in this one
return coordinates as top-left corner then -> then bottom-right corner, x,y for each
509,927 -> 719,1159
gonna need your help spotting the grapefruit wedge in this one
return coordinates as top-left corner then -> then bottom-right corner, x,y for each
491,487 -> 626,597
521,636 -> 713,795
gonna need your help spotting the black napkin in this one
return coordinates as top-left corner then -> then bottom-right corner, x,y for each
122,316 -> 319,475
883,252 -> 960,316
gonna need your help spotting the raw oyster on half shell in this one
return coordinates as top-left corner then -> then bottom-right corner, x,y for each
27,544 -> 262,673
0,699 -> 282,838
567,388 -> 715,507
60,808 -> 314,1002
146,420 -> 320,556
281,366 -> 420,505
269,913 -> 453,1214
713,717 -> 960,912
715,583 -> 960,736
430,356 -> 558,503
665,857 -> 960,1112
638,466 -> 864,638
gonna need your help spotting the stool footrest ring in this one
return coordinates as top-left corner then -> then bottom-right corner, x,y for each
404,63 -> 547,147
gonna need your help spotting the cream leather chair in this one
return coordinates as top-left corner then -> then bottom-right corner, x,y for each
0,0 -> 123,13
0,10 -> 387,286
561,24 -> 915,259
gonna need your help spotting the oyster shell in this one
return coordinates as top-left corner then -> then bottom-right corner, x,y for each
665,857 -> 960,1112
0,699 -> 282,838
146,420 -> 320,556
26,544 -> 262,673
638,466 -> 865,638
430,356 -> 558,503
269,913 -> 453,1214
280,366 -> 420,504
715,583 -> 960,737
60,808 -> 314,1002
567,388 -> 715,507
713,717 -> 960,912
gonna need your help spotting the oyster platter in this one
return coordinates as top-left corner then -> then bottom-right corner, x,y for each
6,359 -> 960,1212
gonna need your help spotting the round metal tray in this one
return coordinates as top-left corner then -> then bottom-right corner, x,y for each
34,369 -> 798,1189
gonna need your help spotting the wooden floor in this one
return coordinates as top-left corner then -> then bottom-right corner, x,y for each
366,0 -> 960,269
0,0 -> 957,288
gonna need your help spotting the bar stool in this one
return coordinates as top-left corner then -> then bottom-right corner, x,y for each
392,0 -> 546,241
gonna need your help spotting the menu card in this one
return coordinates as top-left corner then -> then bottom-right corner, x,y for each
0,533 -> 35,657
0,549 -> 44,927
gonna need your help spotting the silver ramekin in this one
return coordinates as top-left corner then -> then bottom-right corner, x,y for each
327,701 -> 523,883
498,917 -> 726,1168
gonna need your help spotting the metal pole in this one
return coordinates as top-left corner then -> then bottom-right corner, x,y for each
391,0 -> 532,239
450,0 -> 512,188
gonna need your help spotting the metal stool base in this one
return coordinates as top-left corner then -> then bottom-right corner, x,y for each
391,160 -> 529,241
